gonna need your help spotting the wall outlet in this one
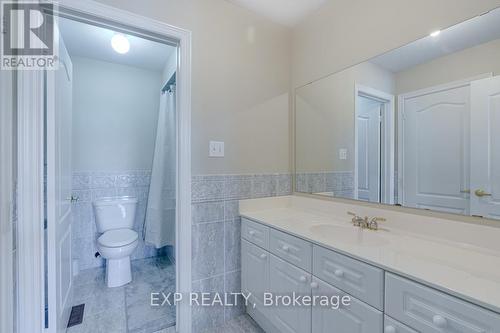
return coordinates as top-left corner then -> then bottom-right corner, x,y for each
339,148 -> 347,160
209,141 -> 224,157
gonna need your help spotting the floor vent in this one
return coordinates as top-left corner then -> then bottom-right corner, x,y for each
67,304 -> 85,328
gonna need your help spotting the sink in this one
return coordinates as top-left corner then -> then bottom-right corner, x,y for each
309,224 -> 389,247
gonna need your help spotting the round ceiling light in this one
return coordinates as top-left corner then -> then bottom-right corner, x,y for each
111,34 -> 130,54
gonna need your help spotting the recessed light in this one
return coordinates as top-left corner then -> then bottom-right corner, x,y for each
430,30 -> 441,37
111,34 -> 130,54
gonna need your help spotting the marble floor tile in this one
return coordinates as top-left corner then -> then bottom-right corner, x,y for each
68,256 -> 176,333
200,315 -> 264,333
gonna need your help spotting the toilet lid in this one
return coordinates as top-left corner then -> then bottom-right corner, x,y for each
98,229 -> 138,248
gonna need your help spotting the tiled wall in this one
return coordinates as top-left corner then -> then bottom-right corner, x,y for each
190,173 -> 291,332
296,171 -> 354,199
71,170 -> 163,271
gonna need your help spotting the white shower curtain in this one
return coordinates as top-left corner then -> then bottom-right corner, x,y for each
144,86 -> 176,248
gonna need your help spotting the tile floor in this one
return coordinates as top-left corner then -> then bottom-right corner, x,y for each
200,315 -> 264,333
68,256 -> 176,333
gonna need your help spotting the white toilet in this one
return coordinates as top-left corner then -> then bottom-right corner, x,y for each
93,196 -> 139,288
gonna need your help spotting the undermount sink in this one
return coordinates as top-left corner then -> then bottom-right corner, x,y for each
309,224 -> 389,247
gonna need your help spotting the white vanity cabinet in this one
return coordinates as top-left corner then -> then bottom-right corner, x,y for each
241,217 -> 500,333
312,277 -> 383,333
268,255 -> 312,333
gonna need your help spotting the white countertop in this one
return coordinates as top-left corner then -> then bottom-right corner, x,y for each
239,196 -> 500,314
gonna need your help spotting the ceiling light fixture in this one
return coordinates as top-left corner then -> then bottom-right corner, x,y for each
111,33 -> 130,54
430,30 -> 441,37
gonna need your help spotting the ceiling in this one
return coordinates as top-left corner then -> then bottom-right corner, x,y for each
371,8 -> 500,73
227,0 -> 326,26
59,17 -> 175,71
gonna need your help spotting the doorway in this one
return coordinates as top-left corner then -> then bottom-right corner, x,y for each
354,84 -> 395,204
15,2 -> 192,333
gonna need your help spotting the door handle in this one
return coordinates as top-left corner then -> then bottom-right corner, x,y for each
475,189 -> 492,197
66,195 -> 80,203
460,189 -> 470,194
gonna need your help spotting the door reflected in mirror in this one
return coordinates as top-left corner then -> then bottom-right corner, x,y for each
295,7 -> 500,220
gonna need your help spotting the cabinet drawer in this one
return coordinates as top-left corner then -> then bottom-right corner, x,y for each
242,218 -> 269,249
384,315 -> 417,333
312,276 -> 383,333
269,228 -> 312,272
313,245 -> 384,310
385,273 -> 500,333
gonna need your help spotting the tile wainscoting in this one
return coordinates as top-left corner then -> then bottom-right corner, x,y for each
191,173 -> 291,332
296,171 -> 354,198
71,170 -> 173,271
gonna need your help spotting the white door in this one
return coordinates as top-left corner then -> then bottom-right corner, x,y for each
471,76 -> 500,219
46,27 -> 73,333
268,255 -> 311,333
356,96 -> 381,202
401,83 -> 470,214
311,277 -> 383,333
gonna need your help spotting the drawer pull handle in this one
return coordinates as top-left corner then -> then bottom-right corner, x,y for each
249,230 -> 256,236
299,276 -> 307,283
334,269 -> 344,278
384,326 -> 396,333
282,245 -> 290,252
310,282 -> 319,289
432,315 -> 447,328
259,253 -> 267,259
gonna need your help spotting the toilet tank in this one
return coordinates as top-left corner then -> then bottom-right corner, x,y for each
92,196 -> 138,233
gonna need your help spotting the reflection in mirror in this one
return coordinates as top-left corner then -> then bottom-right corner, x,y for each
295,7 -> 500,220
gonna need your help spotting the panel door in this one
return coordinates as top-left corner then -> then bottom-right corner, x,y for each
241,239 -> 270,308
471,76 -> 500,219
357,96 -> 382,202
312,277 -> 383,333
402,84 -> 470,214
269,255 -> 311,333
46,27 -> 74,333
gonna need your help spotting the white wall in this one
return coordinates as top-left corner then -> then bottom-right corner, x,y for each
96,0 -> 291,175
396,38 -> 500,93
72,56 -> 163,172
296,61 -> 394,173
292,0 -> 500,88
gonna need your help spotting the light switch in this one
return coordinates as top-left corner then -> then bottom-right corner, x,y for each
209,141 -> 224,157
339,148 -> 347,160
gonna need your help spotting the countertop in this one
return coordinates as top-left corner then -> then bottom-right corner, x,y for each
239,196 -> 500,314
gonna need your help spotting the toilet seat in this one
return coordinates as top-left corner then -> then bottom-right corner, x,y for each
98,229 -> 138,248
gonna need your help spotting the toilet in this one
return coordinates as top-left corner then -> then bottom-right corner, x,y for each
93,196 -> 139,288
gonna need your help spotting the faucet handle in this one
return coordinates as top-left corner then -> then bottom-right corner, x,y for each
368,217 -> 386,230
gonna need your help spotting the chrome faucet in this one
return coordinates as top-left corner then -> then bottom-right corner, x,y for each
368,217 -> 386,231
348,212 -> 386,230
347,212 -> 368,228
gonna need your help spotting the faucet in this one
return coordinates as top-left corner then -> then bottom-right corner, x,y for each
368,217 -> 386,231
347,212 -> 386,230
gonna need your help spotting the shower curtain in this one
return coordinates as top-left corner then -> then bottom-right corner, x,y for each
144,86 -> 176,248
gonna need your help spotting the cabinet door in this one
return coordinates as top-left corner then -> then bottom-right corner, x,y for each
242,239 -> 269,307
312,277 -> 383,333
269,255 -> 312,333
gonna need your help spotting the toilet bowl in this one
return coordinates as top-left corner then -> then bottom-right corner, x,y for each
93,196 -> 139,288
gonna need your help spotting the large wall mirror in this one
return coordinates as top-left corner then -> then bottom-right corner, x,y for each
295,7 -> 500,220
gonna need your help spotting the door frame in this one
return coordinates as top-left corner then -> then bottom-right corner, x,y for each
17,1 -> 192,332
397,73 -> 492,206
354,84 -> 395,204
0,69 -> 15,333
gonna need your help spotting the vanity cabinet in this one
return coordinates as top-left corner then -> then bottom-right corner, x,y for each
241,218 -> 500,333
269,255 -> 312,333
241,239 -> 269,308
385,273 -> 500,333
312,277 -> 383,333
